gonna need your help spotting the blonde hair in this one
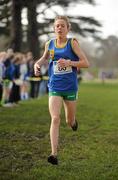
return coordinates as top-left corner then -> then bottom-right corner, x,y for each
54,15 -> 71,30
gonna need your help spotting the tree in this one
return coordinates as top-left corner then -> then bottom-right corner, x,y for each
10,0 -> 22,51
0,0 -> 101,57
27,1 -> 40,58
96,36 -> 118,68
0,0 -> 11,35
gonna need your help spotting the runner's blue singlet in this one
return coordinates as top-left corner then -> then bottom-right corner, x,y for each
48,38 -> 80,92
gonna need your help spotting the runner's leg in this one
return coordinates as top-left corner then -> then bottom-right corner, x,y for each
49,96 -> 62,155
63,100 -> 77,127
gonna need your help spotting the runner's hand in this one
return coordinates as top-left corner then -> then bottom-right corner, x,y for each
34,63 -> 40,76
58,58 -> 71,68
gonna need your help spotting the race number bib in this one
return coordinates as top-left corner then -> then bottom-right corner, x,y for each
53,61 -> 72,75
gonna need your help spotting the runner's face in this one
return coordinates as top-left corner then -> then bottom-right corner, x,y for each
54,19 -> 69,38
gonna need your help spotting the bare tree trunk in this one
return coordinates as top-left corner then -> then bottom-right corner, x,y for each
10,0 -> 22,51
27,1 -> 40,59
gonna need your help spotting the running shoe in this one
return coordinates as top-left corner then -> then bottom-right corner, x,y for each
47,155 -> 58,165
71,120 -> 78,131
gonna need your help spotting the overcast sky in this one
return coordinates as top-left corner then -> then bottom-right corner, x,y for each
67,0 -> 118,38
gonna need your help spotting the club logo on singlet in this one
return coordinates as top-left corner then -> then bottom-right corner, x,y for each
49,49 -> 54,60
53,61 -> 72,75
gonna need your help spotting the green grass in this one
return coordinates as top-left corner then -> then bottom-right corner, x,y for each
0,83 -> 118,180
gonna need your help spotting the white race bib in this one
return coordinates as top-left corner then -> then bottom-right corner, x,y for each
53,61 -> 72,75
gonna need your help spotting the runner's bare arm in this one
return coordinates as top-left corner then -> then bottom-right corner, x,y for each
58,39 -> 89,68
70,39 -> 90,68
34,42 -> 49,76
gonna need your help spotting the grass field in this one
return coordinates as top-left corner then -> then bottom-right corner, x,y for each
0,83 -> 118,180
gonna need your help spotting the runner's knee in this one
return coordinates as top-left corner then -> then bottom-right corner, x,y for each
51,116 -> 60,125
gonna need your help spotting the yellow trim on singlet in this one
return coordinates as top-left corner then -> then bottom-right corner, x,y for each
54,39 -> 68,48
45,40 -> 51,51
70,38 -> 80,51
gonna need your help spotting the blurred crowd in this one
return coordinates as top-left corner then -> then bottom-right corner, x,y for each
0,49 -> 48,107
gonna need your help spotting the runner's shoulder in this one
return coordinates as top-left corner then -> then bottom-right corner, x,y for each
70,38 -> 80,50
